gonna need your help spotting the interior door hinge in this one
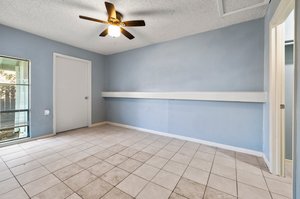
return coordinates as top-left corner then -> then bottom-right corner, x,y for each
280,104 -> 285,109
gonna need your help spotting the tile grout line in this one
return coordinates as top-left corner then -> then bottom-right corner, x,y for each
202,146 -> 217,199
16,138 -> 104,198
217,152 -> 291,197
125,137 -> 178,197
260,156 -> 275,199
64,131 -> 168,198
235,154 -> 287,199
24,135 -> 122,198
1,126 -> 293,199
92,133 -> 174,198
17,156 -> 76,198
0,156 -> 31,198
38,141 -> 123,198
162,141 -> 201,198
37,158 -> 77,198
129,138 -> 187,198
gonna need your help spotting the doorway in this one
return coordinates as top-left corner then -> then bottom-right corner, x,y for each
268,0 -> 294,177
53,53 -> 91,133
284,11 -> 294,178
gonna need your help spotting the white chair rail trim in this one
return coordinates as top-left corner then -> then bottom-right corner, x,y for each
102,92 -> 268,103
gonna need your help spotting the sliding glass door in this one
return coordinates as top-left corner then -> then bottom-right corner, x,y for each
0,56 -> 29,142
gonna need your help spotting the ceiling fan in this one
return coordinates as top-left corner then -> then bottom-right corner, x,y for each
79,1 -> 146,40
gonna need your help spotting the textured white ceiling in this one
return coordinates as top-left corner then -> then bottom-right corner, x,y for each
223,0 -> 266,13
0,0 -> 269,55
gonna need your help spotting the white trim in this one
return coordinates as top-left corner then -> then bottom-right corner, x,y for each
0,55 -> 32,141
28,59 -> 32,138
217,0 -> 269,17
270,0 -> 295,26
106,121 -> 264,157
87,59 -> 92,128
102,92 -> 267,103
268,0 -> 295,175
279,23 -> 286,176
53,54 -> 56,134
0,121 -> 265,163
0,121 -> 106,148
0,132 -> 55,148
269,26 -> 276,173
263,153 -> 271,171
53,53 -> 92,134
90,121 -> 108,127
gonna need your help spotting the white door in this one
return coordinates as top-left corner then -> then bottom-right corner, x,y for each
54,54 -> 91,133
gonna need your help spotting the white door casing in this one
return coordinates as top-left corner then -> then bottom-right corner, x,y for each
53,53 -> 91,133
269,0 -> 294,175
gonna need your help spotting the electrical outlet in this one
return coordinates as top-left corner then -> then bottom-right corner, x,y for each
44,109 -> 50,116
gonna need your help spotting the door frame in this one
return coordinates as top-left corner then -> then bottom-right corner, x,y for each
53,53 -> 92,134
269,0 -> 295,175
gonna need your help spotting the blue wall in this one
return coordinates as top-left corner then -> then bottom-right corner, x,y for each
104,19 -> 265,152
106,99 -> 263,150
0,24 -> 106,138
105,19 -> 264,92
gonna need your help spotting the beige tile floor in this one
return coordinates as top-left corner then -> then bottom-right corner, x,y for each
0,125 -> 293,199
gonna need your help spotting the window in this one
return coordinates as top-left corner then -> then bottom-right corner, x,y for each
0,56 -> 30,142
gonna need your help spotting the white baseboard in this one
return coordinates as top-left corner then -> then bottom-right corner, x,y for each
106,121 -> 264,157
0,122 -> 107,149
263,153 -> 271,171
90,121 -> 108,127
0,121 -> 266,161
0,132 -> 55,148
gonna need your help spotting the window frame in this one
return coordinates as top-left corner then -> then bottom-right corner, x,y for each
0,55 -> 31,142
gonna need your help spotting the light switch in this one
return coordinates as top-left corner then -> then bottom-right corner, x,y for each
44,109 -> 50,116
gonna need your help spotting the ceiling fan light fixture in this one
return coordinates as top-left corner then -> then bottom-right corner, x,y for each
108,25 -> 121,38
79,2 -> 145,40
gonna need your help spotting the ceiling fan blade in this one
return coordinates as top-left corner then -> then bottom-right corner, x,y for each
123,20 -> 146,27
105,2 -> 117,19
121,28 -> 135,40
99,28 -> 108,37
79,15 -> 107,24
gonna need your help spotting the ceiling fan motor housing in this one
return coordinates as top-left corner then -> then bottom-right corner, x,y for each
79,1 -> 145,40
109,11 -> 123,25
